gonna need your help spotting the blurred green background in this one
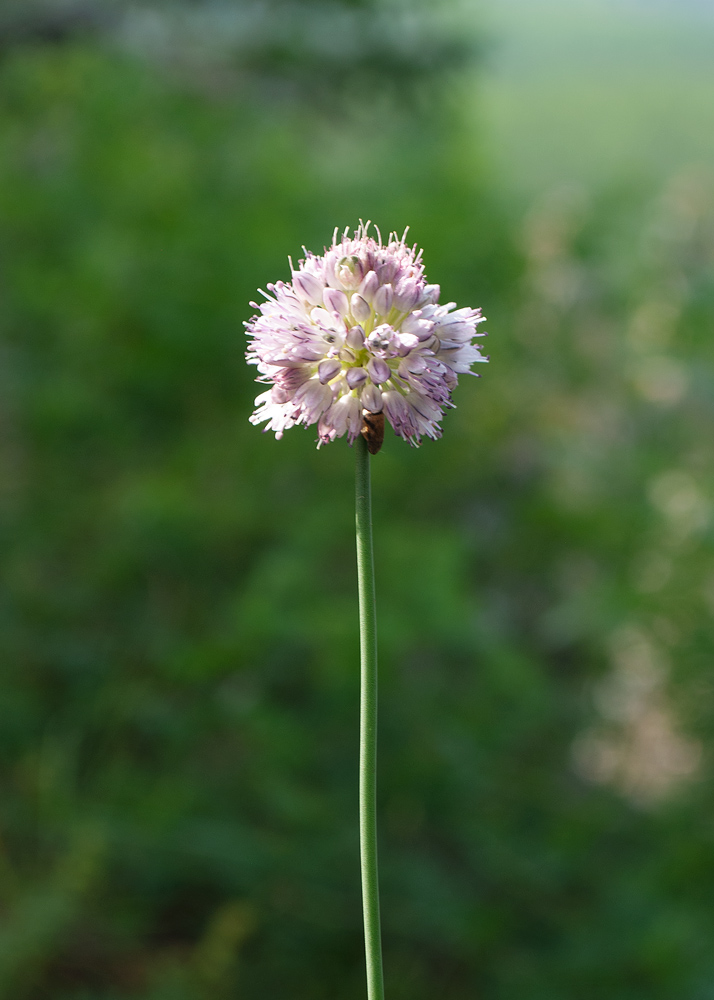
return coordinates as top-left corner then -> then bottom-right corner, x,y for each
1,1 -> 714,997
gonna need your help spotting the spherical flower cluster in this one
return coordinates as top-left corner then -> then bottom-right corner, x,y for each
246,223 -> 488,448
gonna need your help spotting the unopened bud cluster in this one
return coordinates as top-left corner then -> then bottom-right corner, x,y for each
246,223 -> 487,447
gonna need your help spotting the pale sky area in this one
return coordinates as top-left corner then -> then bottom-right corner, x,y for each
474,0 -> 714,194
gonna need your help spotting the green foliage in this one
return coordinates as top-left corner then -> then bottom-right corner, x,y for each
0,0 -> 481,110
0,36 -> 714,1000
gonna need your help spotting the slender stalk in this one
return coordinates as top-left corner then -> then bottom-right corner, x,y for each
355,435 -> 385,1000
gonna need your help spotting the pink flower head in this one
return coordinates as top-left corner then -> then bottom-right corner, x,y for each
246,223 -> 488,448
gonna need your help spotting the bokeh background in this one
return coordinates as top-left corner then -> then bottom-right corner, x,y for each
2,0 -> 714,997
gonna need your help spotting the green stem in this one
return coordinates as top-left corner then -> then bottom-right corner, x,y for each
355,435 -> 385,1000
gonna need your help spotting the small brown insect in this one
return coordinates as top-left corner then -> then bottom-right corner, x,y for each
361,411 -> 385,455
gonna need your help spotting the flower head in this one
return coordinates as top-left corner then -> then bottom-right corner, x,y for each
246,223 -> 488,448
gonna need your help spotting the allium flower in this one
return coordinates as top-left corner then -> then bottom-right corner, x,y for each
246,223 -> 488,448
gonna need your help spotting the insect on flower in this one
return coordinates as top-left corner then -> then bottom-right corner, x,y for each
361,411 -> 385,456
246,222 -> 488,450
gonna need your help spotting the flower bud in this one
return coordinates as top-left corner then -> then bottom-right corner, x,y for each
323,288 -> 349,318
318,359 -> 342,384
367,358 -> 391,385
419,283 -> 440,305
376,259 -> 397,284
350,293 -> 371,324
373,283 -> 393,317
358,270 -> 379,303
336,255 -> 364,290
346,325 -> 366,350
361,384 -> 383,413
346,367 -> 368,389
393,277 -> 420,312
293,270 -> 324,305
394,332 -> 419,355
401,312 -> 434,341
